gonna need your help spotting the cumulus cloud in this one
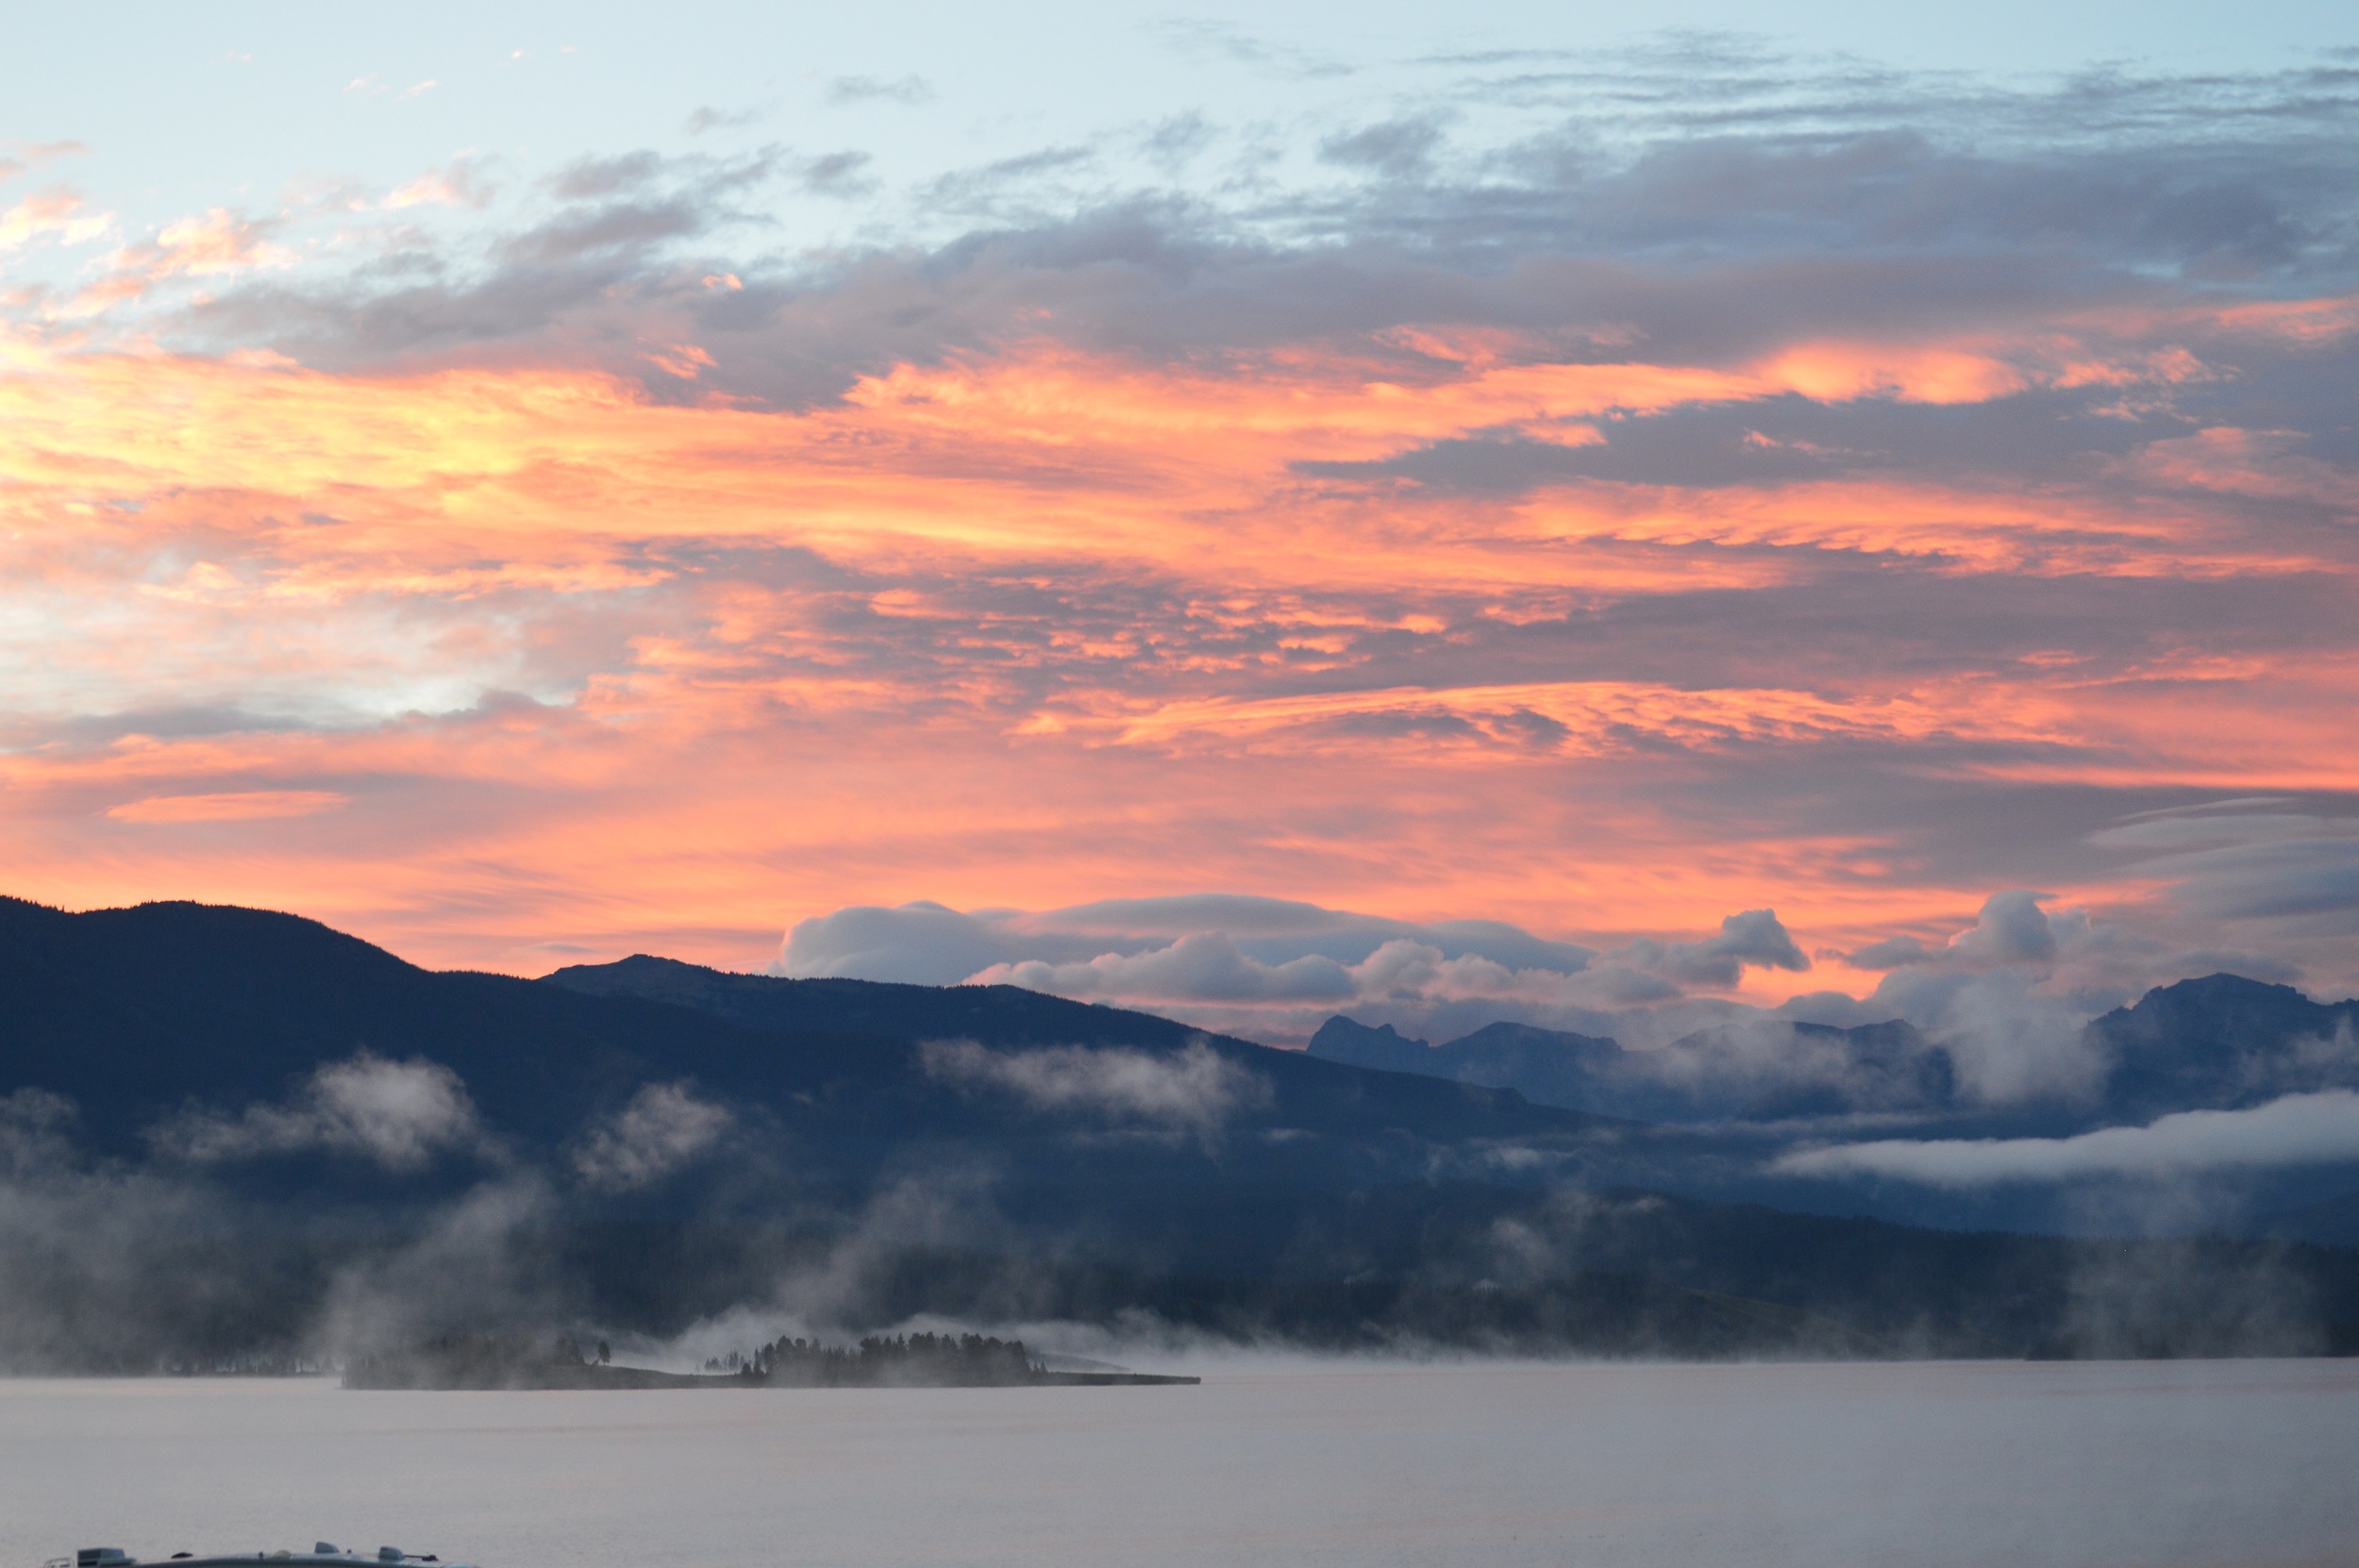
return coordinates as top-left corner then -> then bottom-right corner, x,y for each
572,1082 -> 733,1191
920,1039 -> 1270,1131
1776,1090 -> 2359,1186
1831,868 -> 2359,1108
0,188 -> 109,252
1840,893 -> 2150,1103
1619,909 -> 1810,988
148,1054 -> 488,1171
1848,891 -> 2059,974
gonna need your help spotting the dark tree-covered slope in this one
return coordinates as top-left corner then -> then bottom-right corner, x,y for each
7,897 -> 2358,1371
0,897 -> 1614,1159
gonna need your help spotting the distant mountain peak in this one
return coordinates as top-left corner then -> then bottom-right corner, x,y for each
2087,971 -> 2359,1119
1308,1015 -> 1430,1054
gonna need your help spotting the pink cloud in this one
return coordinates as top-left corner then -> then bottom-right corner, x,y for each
0,298 -> 2349,996
109,791 -> 351,823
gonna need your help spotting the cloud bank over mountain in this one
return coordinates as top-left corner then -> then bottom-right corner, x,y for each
771,885 -> 2336,1074
776,892 -> 1811,1028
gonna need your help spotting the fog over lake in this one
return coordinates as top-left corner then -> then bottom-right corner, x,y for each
4,1361 -> 2353,1568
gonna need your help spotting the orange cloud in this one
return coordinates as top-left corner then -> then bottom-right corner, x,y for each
1058,678 -> 2071,758
0,331 -> 2306,601
0,306 -> 2351,991
64,209 -> 297,314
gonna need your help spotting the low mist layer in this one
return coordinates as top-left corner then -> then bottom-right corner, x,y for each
5,895 -> 2358,1373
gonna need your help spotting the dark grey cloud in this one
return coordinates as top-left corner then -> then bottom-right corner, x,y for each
1292,388 -> 2196,494
799,150 -> 875,196
1139,112 -> 1216,174
1319,117 -> 1446,179
500,194 -> 713,267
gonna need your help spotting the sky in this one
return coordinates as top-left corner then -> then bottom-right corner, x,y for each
3,2 -> 2356,1044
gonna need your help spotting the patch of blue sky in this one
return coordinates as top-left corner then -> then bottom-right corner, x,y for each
6,0 -> 2352,285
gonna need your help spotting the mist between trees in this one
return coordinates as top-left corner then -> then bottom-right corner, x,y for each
5,1144 -> 2355,1374
6,899 -> 2357,1376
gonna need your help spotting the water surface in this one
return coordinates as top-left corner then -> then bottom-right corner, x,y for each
3,1360 -> 2353,1568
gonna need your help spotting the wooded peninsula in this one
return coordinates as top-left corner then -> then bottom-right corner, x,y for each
343,1332 -> 1196,1390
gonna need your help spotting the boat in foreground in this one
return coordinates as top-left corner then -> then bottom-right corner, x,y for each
54,1545 -> 475,1568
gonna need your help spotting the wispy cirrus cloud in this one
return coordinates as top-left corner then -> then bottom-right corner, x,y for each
824,75 -> 933,107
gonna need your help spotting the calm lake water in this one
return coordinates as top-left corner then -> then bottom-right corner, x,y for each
2,1360 -> 2354,1568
